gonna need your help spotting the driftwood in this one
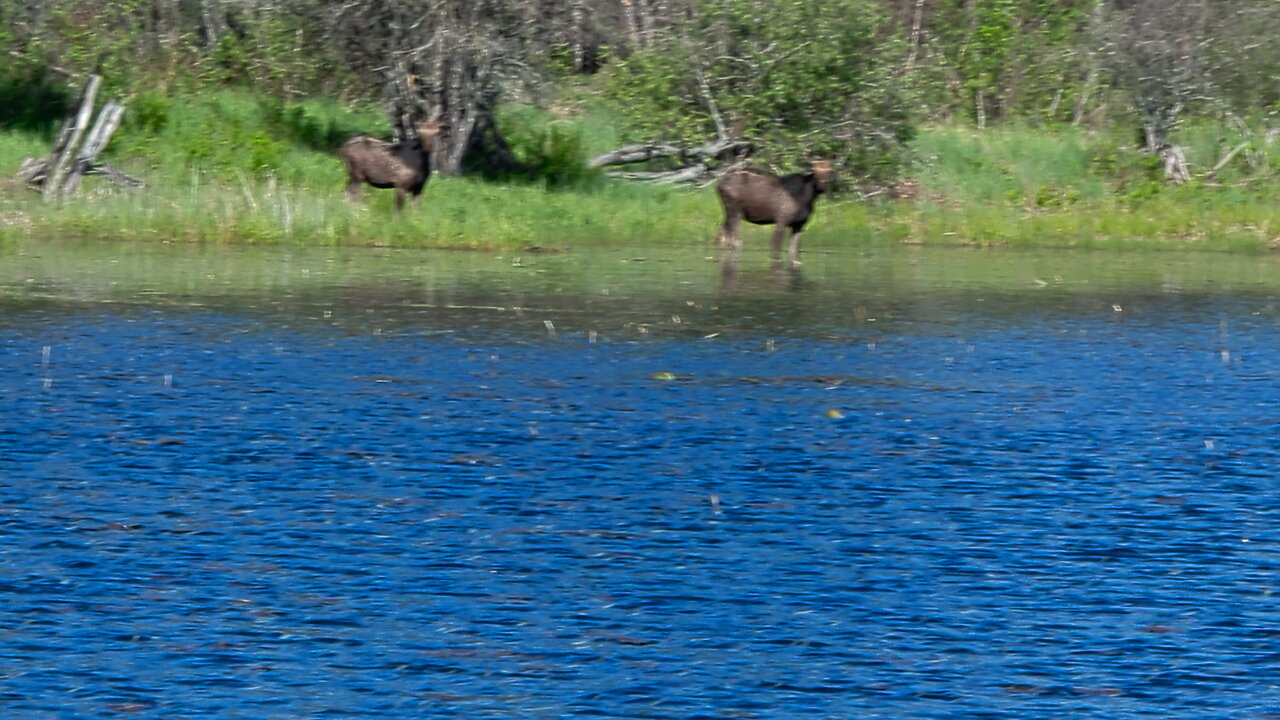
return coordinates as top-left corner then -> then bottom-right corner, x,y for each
589,143 -> 684,168
17,74 -> 143,198
590,138 -> 753,184
1207,141 -> 1249,179
18,155 -> 144,190
43,75 -> 101,197
1205,125 -> 1278,181
606,164 -> 713,184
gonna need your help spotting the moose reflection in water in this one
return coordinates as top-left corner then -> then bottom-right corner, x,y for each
339,114 -> 446,212
714,159 -> 832,266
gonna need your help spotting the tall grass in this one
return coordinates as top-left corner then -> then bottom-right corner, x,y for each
905,124 -> 1277,251
1,164 -> 718,248
1,89 -> 1276,252
912,124 -> 1109,204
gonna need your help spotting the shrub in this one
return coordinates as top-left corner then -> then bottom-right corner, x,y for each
0,63 -> 71,135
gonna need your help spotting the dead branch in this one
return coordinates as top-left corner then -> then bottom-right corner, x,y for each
44,75 -> 101,199
15,75 -> 144,196
1207,141 -> 1249,178
18,158 -> 145,191
589,143 -> 683,168
606,163 -> 711,184
589,138 -> 753,168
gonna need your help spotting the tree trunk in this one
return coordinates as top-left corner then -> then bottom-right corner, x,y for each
45,75 -> 101,200
904,0 -> 926,73
200,0 -> 228,51
62,100 -> 127,196
620,0 -> 644,48
462,113 -> 533,178
20,75 -> 142,197
1159,143 -> 1190,184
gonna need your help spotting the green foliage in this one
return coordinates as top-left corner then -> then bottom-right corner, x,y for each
602,49 -> 716,145
519,124 -> 597,189
209,34 -> 256,86
0,0 -> 361,104
202,12 -> 350,96
263,99 -> 388,152
3,120 -> 1278,253
0,161 -> 719,249
0,63 -> 71,134
923,0 -> 1095,124
0,129 -> 48,171
603,0 -> 914,180
127,90 -> 171,136
111,92 -> 389,182
497,106 -> 599,189
912,125 -> 1106,205
114,91 -> 288,178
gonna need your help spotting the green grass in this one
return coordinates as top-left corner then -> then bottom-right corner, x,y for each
0,156 -> 719,248
900,124 -> 1277,251
2,90 -> 1277,252
0,131 -> 46,171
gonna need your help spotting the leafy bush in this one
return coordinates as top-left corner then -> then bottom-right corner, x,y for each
112,91 -> 287,177
126,89 -> 170,135
0,63 -> 70,135
603,0 -> 914,181
263,99 -> 387,151
491,106 -> 599,189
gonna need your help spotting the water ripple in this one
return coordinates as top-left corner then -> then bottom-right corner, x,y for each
4,258 -> 1280,718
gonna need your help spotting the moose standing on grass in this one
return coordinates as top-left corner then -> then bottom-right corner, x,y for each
339,114 -> 446,212
714,159 -> 833,266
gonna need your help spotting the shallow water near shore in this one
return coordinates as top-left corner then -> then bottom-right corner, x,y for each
4,239 -> 1280,718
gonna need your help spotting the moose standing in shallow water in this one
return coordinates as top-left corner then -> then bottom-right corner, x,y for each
714,159 -> 833,266
339,115 -> 445,212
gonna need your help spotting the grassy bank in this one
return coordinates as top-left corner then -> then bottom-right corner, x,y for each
0,91 -> 1276,251
0,162 -> 719,248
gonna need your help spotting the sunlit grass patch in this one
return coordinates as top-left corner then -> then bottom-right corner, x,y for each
2,114 -> 1278,252
910,124 -> 1109,206
0,166 -> 726,249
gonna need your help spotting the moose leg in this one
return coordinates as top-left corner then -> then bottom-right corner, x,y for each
787,230 -> 803,266
345,178 -> 363,203
716,211 -> 741,249
770,225 -> 788,263
394,188 -> 407,213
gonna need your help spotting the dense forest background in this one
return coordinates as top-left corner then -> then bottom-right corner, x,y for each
1,0 -> 1278,185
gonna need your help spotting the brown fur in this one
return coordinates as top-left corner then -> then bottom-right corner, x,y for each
715,159 -> 832,265
339,118 -> 445,212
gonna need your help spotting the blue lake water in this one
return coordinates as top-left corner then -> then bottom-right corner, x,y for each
3,242 -> 1280,718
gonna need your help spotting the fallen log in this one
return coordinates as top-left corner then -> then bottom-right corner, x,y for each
62,99 -> 128,196
19,157 -> 144,190
590,139 -> 753,168
686,138 -> 753,163
16,74 -> 143,197
44,75 -> 101,199
605,163 -> 712,184
590,138 -> 753,185
589,143 -> 683,168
